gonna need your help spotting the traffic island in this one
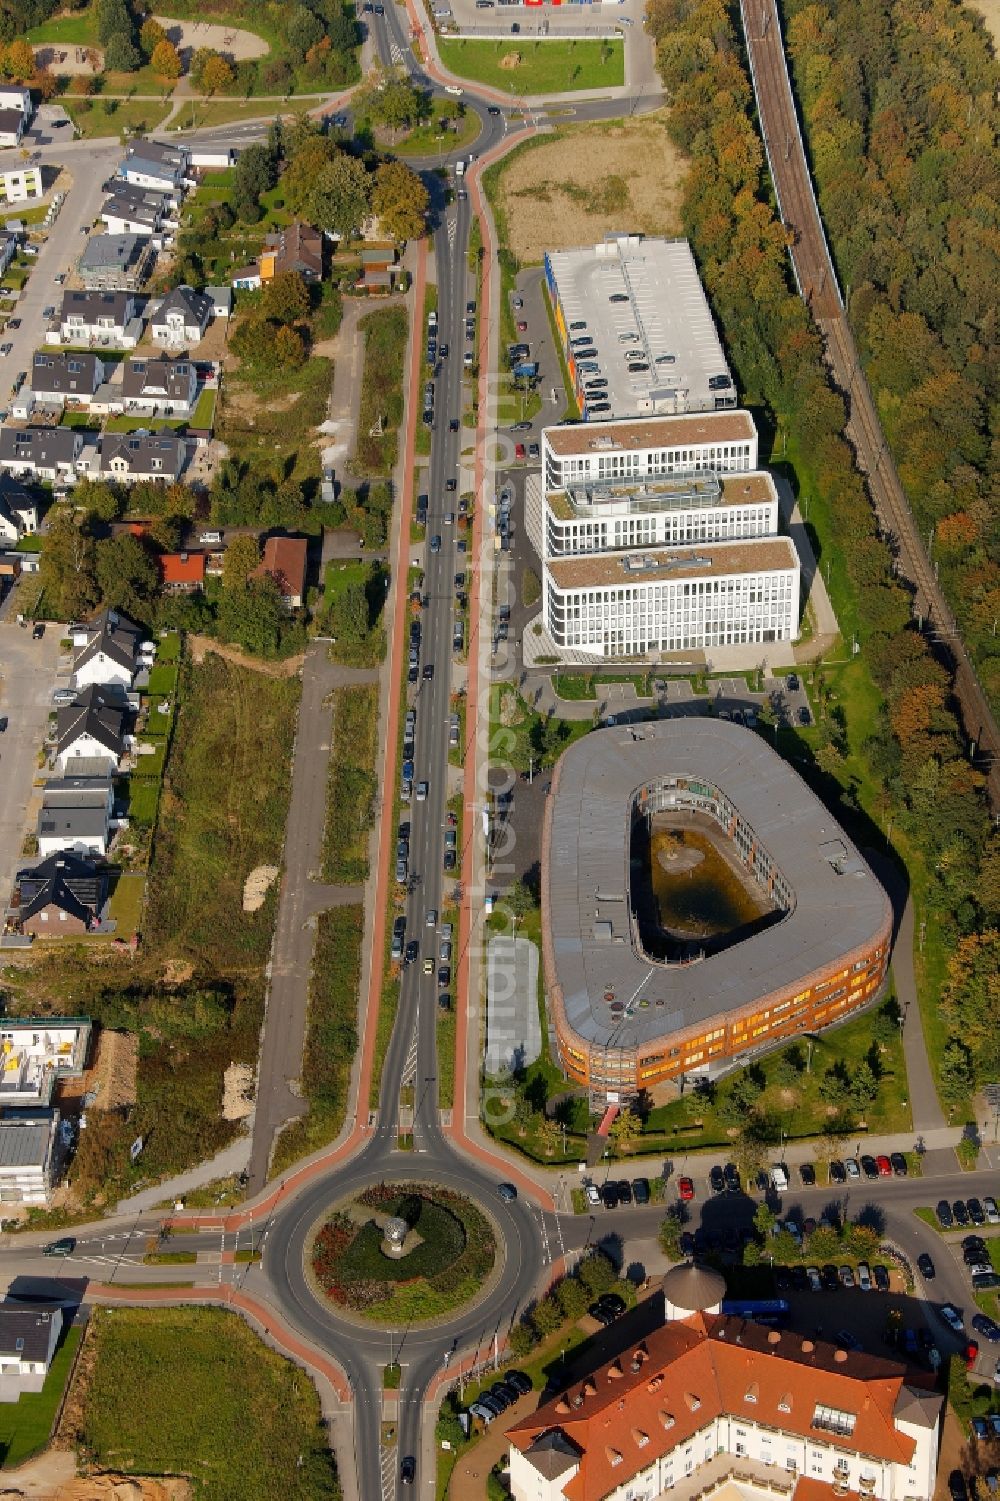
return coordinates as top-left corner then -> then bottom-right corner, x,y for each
308,1181 -> 499,1323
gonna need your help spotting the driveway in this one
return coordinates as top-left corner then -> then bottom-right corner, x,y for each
0,620 -> 66,898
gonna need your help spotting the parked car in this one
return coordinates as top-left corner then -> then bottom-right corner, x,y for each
821,1264 -> 839,1292
836,1329 -> 863,1352
936,1200 -> 954,1228
986,1197 -> 1000,1224
632,1178 -> 650,1205
589,1293 -> 626,1325
678,1177 -> 694,1201
857,1261 -> 872,1292
838,1264 -> 855,1289
972,1314 -> 1000,1344
584,1182 -> 601,1207
844,1158 -> 861,1180
709,1165 -> 725,1194
861,1155 -> 879,1180
829,1159 -> 847,1183
873,1264 -> 890,1292
876,1155 -> 892,1177
806,1265 -> 822,1292
724,1163 -> 741,1194
890,1152 -> 908,1176
602,1181 -> 619,1209
969,1198 -> 987,1226
954,1200 -> 971,1225
799,1163 -> 816,1186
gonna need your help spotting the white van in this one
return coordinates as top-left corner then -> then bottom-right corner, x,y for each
770,1163 -> 789,1192
444,84 -> 463,96
455,158 -> 465,177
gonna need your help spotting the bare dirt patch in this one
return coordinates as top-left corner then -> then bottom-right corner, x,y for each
89,1030 -> 139,1113
223,1062 -> 254,1120
153,15 -> 269,61
187,636 -> 304,677
242,863 -> 279,913
498,111 -> 687,265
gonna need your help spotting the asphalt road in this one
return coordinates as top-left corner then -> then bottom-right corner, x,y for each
0,620 -> 67,896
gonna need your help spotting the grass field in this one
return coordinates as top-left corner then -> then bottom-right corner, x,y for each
353,306 -> 409,477
438,37 -> 624,95
172,96 -> 318,131
271,903 -> 363,1176
27,11 -> 99,43
64,97 -> 172,141
393,101 -> 481,158
0,1325 -> 81,1469
322,684 -> 379,884
107,872 -> 145,938
321,560 -> 386,668
80,1308 -> 340,1501
145,653 -> 299,969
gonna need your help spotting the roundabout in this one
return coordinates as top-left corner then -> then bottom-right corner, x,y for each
308,1180 -> 499,1324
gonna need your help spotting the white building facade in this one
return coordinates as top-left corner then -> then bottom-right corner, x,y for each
531,414 -> 799,660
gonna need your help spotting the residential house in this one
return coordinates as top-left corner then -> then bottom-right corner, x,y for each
79,234 -> 156,292
0,427 -> 91,485
159,551 -> 206,593
119,139 -> 188,194
507,1268 -> 943,1501
56,687 -> 130,775
0,232 -> 18,278
0,88 -> 31,118
231,222 -> 323,289
0,1016 -> 91,1105
206,286 -> 232,319
0,1304 -> 63,1397
100,183 -> 175,240
0,111 -> 25,150
101,430 -> 186,486
51,290 -> 143,350
30,351 -> 106,411
8,853 -> 109,939
0,476 -> 38,543
359,244 -> 398,293
0,165 -> 42,203
71,608 -> 150,691
37,777 -> 114,860
150,286 -> 213,349
121,355 -> 197,418
0,1115 -> 60,1205
254,536 -> 308,608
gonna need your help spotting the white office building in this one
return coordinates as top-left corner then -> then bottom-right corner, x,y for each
527,413 -> 799,660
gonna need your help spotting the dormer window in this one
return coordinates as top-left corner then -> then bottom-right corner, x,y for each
745,1383 -> 759,1404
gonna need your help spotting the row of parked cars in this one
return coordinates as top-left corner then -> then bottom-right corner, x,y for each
936,1196 -> 1000,1228
583,1177 -> 651,1209
775,1261 -> 893,1294
466,1367 -> 532,1426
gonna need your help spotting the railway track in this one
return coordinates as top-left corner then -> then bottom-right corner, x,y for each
740,0 -> 1000,806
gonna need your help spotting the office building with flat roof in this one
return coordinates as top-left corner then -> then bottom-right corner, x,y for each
544,236 -> 736,421
542,721 -> 892,1101
526,413 -> 799,661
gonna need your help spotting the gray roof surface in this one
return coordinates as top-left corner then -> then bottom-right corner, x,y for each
57,686 -> 126,759
0,1305 -> 59,1362
74,609 -> 143,676
60,289 -> 134,325
37,806 -> 109,842
31,350 -> 103,396
0,1119 -> 53,1172
42,776 -> 112,807
545,720 -> 891,1050
122,354 -> 194,401
80,233 -> 146,271
152,285 -> 211,328
546,237 -> 735,421
0,427 -> 82,467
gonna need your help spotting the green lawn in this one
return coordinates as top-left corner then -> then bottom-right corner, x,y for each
393,101 -> 482,158
322,684 -> 378,883
489,682 -> 593,777
438,37 -> 624,94
321,560 -> 386,668
0,1326 -> 81,1469
27,11 -> 99,43
191,386 -> 218,429
126,778 -> 160,828
146,663 -> 179,697
80,1308 -> 340,1501
15,535 -> 44,553
108,872 -> 145,939
64,98 -> 172,141
173,96 -> 317,132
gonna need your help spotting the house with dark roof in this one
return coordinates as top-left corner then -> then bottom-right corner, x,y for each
101,182 -> 175,239
119,139 -> 188,193
0,110 -> 25,150
79,233 -> 156,292
55,686 -> 130,775
52,290 -> 143,350
0,475 -> 37,544
71,608 -> 150,691
0,1303 -> 63,1397
8,853 -> 108,938
253,536 -> 308,608
122,355 -> 197,418
0,426 -> 93,484
30,351 -> 107,410
100,430 -> 186,486
37,776 -> 114,859
232,222 -> 323,289
507,1278 -> 943,1501
150,286 -> 213,349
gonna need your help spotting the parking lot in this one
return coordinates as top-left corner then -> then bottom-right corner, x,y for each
0,619 -> 67,900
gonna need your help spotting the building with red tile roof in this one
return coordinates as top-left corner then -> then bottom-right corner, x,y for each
158,551 -> 206,593
254,536 -> 308,609
507,1297 -> 941,1501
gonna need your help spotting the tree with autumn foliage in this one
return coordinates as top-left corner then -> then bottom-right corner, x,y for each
151,38 -> 182,81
